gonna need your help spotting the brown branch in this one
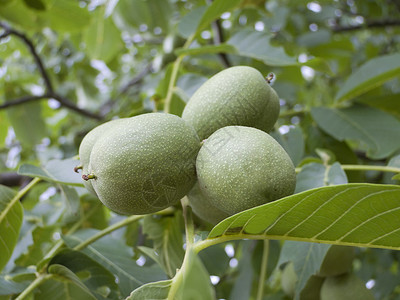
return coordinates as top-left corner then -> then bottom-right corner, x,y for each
333,19 -> 400,32
0,21 -> 53,92
0,172 -> 31,187
0,21 -> 103,120
0,93 -> 103,120
211,19 -> 231,68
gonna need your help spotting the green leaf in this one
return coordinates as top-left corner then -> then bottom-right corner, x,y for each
295,162 -> 348,193
115,0 -> 172,31
59,185 -> 80,224
18,158 -> 83,186
279,242 -> 330,300
208,184 -> 400,250
335,53 -> 400,102
83,8 -> 124,63
49,249 -> 120,300
196,0 -> 241,35
227,28 -> 297,66
175,249 -> 216,300
272,126 -> 305,167
356,93 -> 400,118
175,43 -> 236,57
311,105 -> 400,159
143,213 -> 185,278
127,280 -> 172,299
39,264 -> 97,300
0,275 -> 30,295
64,230 -> 166,298
0,0 -> 92,32
229,241 -> 254,300
178,6 -> 207,38
4,82 -> 47,147
0,185 -> 22,272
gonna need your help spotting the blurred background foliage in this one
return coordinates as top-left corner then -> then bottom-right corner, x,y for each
1,0 -> 400,299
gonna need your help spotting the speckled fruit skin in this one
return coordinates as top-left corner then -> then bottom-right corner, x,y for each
79,118 -> 127,195
320,273 -> 374,300
317,245 -> 354,277
196,126 -> 296,215
182,66 -> 280,140
187,183 -> 231,225
88,113 -> 201,215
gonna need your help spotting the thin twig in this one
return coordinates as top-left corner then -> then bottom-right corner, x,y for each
333,19 -> 400,32
212,19 -> 231,68
0,21 -> 52,92
0,92 -> 103,120
0,21 -> 103,120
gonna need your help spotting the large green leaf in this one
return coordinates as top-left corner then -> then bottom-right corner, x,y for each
208,184 -> 400,250
0,185 -> 22,272
18,158 -> 83,186
227,28 -> 297,66
142,213 -> 185,278
335,53 -> 400,102
311,105 -> 400,159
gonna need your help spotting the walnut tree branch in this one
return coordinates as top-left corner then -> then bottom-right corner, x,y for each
333,19 -> 400,32
0,92 -> 102,120
211,18 -> 231,68
0,21 -> 102,120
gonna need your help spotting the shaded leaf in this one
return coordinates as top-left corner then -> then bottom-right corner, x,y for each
177,6 -> 207,38
196,0 -> 241,36
143,214 -> 185,278
272,126 -> 305,166
209,184 -> 400,250
49,249 -> 120,300
311,105 -> 400,159
84,9 -> 124,63
64,230 -> 166,298
0,275 -> 30,295
229,241 -> 254,300
18,158 -> 83,186
279,241 -> 330,300
295,162 -> 348,193
0,185 -> 22,272
39,264 -> 97,300
227,28 -> 297,66
335,53 -> 400,102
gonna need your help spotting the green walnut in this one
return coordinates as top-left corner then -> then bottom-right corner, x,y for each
77,118 -> 127,195
182,66 -> 280,140
320,273 -> 374,300
196,126 -> 296,215
84,113 -> 201,215
187,183 -> 231,225
317,245 -> 354,277
281,262 -> 324,300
